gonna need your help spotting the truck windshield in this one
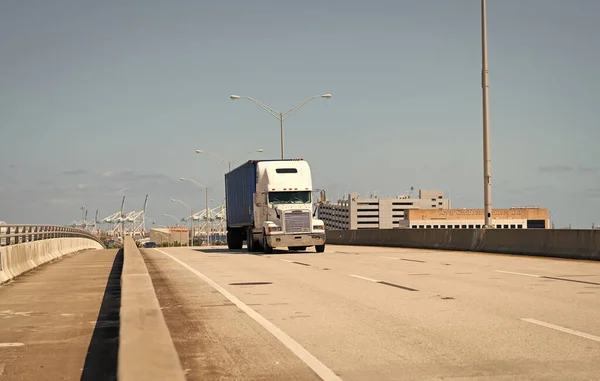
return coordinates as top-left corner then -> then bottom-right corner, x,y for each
268,191 -> 311,205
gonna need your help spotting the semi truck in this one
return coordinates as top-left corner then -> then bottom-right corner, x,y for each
224,159 -> 326,253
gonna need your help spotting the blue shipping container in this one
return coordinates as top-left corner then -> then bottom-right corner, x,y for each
225,161 -> 258,228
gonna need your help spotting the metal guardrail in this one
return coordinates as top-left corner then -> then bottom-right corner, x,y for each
0,224 -> 105,247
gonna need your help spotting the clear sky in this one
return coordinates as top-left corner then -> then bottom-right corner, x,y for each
1,0 -> 598,229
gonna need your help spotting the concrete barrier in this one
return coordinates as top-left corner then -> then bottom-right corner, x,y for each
326,229 -> 600,261
0,237 -> 105,284
118,236 -> 186,381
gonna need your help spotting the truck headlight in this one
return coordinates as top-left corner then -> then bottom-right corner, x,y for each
268,226 -> 282,232
313,225 -> 325,231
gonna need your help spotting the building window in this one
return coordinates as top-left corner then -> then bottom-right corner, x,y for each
504,225 -> 509,229
510,224 -> 516,229
455,225 -> 460,228
419,225 -> 425,228
426,225 -> 432,228
433,225 -> 439,228
411,225 -> 417,229
468,225 -> 474,228
527,220 -> 546,229
496,225 -> 502,229
447,225 -> 452,229
461,225 -> 467,228
440,225 -> 445,228
476,225 -> 481,228
517,224 -> 523,229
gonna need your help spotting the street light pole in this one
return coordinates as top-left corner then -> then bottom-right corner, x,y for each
195,149 -> 263,172
163,214 -> 180,225
206,189 -> 210,245
230,94 -> 332,160
80,205 -> 86,228
481,0 -> 493,228
170,198 -> 193,247
120,196 -> 125,244
180,178 -> 211,246
280,112 -> 284,159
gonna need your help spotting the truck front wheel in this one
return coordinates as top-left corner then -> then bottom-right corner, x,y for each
315,244 -> 325,253
263,234 -> 273,254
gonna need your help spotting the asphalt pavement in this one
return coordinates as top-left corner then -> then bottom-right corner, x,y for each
144,244 -> 600,381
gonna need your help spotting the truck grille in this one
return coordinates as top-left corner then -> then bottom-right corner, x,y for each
284,210 -> 311,233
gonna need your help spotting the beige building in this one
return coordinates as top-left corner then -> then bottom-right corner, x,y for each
398,208 -> 549,229
149,227 -> 190,245
317,189 -> 450,230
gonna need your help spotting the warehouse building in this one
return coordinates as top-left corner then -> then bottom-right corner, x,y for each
398,208 -> 549,229
149,227 -> 189,245
317,189 -> 450,230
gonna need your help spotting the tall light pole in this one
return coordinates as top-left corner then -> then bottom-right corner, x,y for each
180,178 -> 211,246
170,198 -> 193,247
481,0 -> 493,228
80,205 -> 86,229
230,94 -> 332,159
195,149 -> 263,172
119,196 -> 125,243
163,214 -> 181,225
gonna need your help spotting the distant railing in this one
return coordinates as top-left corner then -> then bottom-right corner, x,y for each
0,224 -> 104,247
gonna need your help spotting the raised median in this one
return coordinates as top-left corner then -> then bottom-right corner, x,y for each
326,228 -> 600,261
118,236 -> 186,381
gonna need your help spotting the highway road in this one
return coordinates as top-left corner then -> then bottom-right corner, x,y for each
143,245 -> 600,381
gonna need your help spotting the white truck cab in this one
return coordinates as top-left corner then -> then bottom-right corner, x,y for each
225,159 -> 326,253
254,160 -> 325,253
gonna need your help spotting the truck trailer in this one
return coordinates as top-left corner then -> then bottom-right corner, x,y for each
224,159 -> 326,253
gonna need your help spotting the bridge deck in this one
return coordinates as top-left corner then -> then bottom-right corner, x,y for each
143,248 -> 322,381
0,249 -> 120,380
145,244 -> 600,381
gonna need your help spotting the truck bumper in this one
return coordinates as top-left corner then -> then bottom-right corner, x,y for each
266,233 -> 326,248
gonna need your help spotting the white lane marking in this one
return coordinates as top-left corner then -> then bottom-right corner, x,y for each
155,249 -> 343,381
279,259 -> 294,263
494,270 -> 540,278
348,274 -> 379,282
381,256 -> 399,260
521,318 -> 600,343
0,310 -> 32,317
0,343 -> 24,347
